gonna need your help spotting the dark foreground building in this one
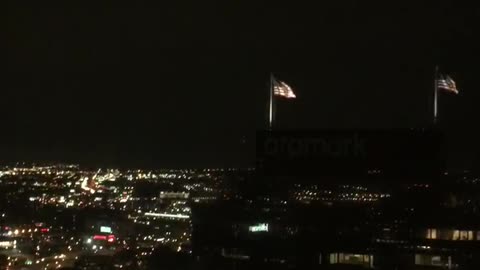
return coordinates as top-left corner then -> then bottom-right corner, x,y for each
191,129 -> 480,269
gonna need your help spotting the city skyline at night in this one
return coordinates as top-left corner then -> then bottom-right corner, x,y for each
5,2 -> 480,269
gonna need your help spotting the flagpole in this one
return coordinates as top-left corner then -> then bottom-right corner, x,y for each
434,66 -> 439,125
269,73 -> 274,130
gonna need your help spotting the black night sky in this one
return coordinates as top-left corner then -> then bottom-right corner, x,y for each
4,2 -> 480,168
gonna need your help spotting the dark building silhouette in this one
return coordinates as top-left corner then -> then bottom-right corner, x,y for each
191,129 -> 480,269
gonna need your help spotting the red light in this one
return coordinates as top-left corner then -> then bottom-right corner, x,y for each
107,235 -> 115,243
40,228 -> 49,233
93,235 -> 107,241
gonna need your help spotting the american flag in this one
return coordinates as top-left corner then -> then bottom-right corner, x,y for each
437,74 -> 459,94
273,77 -> 296,99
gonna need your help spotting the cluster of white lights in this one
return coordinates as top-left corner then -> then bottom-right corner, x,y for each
144,213 -> 189,219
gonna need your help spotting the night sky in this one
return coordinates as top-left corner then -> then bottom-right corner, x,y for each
5,2 -> 480,168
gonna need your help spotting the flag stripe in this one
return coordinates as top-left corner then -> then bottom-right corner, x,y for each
273,77 -> 296,99
436,74 -> 459,94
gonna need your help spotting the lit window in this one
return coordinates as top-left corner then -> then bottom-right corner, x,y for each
453,230 -> 474,241
431,256 -> 442,266
427,229 -> 437,239
415,254 -> 449,267
329,254 -> 337,264
453,230 -> 460,240
330,253 -> 373,268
